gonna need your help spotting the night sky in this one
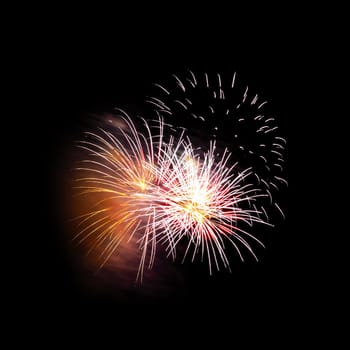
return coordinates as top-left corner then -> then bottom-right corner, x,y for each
28,15 -> 318,329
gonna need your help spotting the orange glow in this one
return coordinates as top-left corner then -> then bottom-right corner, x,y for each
136,180 -> 148,191
182,201 -> 207,223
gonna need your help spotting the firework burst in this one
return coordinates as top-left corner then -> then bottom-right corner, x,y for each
151,140 -> 270,274
147,71 -> 288,219
72,109 -> 270,280
73,110 -> 173,281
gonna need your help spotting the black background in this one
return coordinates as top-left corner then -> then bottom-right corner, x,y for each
23,11 -> 324,335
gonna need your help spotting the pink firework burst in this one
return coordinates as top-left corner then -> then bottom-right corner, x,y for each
73,110 -> 272,281
150,140 -> 271,274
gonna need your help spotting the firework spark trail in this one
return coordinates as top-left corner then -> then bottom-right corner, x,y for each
73,108 -> 272,280
147,71 -> 288,220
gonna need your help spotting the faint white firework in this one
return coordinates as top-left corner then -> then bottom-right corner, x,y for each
147,70 -> 288,220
